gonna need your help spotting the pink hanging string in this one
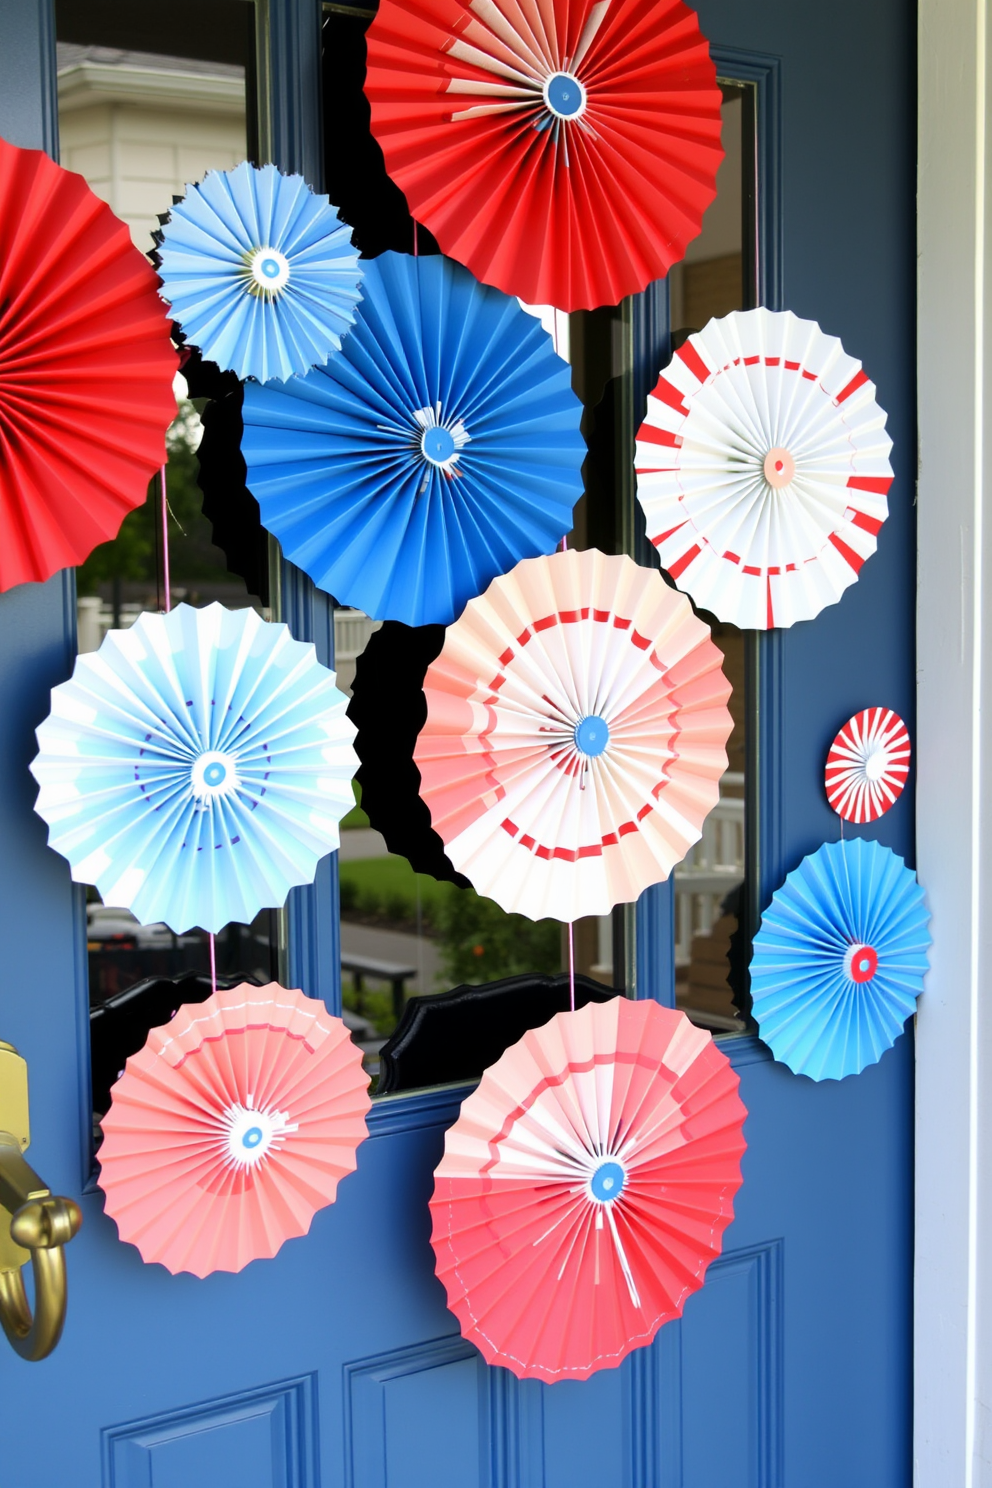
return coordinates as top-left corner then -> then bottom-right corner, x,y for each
568,920 -> 575,1012
413,219 -> 419,258
159,465 -> 171,613
208,932 -> 217,997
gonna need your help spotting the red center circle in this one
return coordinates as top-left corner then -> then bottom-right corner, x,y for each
847,943 -> 878,983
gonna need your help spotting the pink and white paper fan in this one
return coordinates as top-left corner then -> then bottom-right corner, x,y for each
824,707 -> 911,824
635,308 -> 894,629
414,549 -> 734,922
98,983 -> 371,1276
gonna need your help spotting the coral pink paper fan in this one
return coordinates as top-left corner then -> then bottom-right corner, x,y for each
365,0 -> 724,310
430,997 -> 747,1382
824,707 -> 911,824
0,135 -> 177,592
414,548 -> 734,922
98,983 -> 370,1276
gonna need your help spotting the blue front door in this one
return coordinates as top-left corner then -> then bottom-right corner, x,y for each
0,0 -> 915,1483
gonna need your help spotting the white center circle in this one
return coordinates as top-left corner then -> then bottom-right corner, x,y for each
190,750 -> 239,801
247,246 -> 291,295
863,745 -> 889,782
223,1102 -> 296,1169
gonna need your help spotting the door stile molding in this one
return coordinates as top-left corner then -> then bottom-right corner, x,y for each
917,0 -> 992,1481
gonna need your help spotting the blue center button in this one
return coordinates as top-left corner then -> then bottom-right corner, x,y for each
574,714 -> 610,757
261,257 -> 281,279
422,425 -> 456,465
242,1126 -> 263,1149
204,761 -> 227,787
590,1160 -> 625,1202
545,72 -> 584,118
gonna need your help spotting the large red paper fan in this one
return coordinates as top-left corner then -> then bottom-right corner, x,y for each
365,0 -> 724,310
0,136 -> 177,592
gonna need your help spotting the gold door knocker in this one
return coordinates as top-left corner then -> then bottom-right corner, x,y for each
0,1043 -> 81,1361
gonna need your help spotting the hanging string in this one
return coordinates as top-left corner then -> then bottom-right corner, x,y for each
413,218 -> 419,258
209,932 -> 217,997
568,920 -> 576,1012
159,465 -> 171,614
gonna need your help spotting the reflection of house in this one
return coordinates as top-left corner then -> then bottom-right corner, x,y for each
57,43 -> 246,252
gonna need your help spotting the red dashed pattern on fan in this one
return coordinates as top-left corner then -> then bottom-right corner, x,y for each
824,708 -> 911,824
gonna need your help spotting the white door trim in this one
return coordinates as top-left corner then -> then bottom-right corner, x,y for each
917,2 -> 991,1481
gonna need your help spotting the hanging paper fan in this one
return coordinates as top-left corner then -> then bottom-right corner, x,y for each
241,251 -> 585,625
348,620 -> 470,886
30,603 -> 357,935
414,548 -> 734,921
824,707 -> 911,824
98,982 -> 371,1276
0,135 -> 177,593
431,996 -> 747,1381
364,0 -> 724,311
750,837 -> 931,1082
634,308 -> 894,629
156,161 -> 364,384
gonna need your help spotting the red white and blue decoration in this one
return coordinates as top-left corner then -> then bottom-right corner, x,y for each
241,252 -> 585,625
99,982 -> 371,1276
750,837 -> 931,1081
364,0 -> 724,311
825,707 -> 911,824
0,134 -> 176,593
156,162 -> 363,384
30,603 -> 358,935
635,308 -> 894,629
414,548 -> 734,921
430,996 -> 747,1381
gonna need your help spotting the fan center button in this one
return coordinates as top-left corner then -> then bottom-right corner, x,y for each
574,714 -> 610,757
763,446 -> 796,488
544,71 -> 587,119
421,425 -> 457,465
590,1160 -> 625,1202
845,942 -> 879,984
190,750 -> 239,800
247,245 -> 291,295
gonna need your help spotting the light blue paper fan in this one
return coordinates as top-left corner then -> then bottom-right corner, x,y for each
30,603 -> 358,935
240,251 -> 586,625
156,162 -> 363,384
749,837 -> 931,1081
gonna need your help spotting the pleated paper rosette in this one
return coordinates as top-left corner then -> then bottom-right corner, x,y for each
0,134 -> 177,592
365,0 -> 724,310
431,996 -> 747,1381
156,162 -> 363,384
414,548 -> 734,920
30,603 -> 357,934
750,837 -> 931,1081
635,308 -> 894,629
99,983 -> 371,1276
241,251 -> 585,625
824,707 -> 911,824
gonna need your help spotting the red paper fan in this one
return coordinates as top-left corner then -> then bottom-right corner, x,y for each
824,707 -> 911,824
0,136 -> 177,592
430,997 -> 747,1381
365,0 -> 724,310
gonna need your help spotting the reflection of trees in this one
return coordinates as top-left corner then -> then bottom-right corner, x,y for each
435,887 -> 561,987
77,400 -> 244,598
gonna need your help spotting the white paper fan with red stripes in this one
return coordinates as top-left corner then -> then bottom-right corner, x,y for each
824,707 -> 911,824
414,549 -> 734,922
634,309 -> 894,629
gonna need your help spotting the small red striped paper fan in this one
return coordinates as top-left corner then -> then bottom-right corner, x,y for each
824,707 -> 911,824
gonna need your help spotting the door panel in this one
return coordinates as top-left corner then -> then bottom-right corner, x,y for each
0,0 -> 915,1484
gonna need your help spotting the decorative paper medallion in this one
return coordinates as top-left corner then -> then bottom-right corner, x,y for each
99,983 -> 371,1276
825,707 -> 910,824
364,0 -> 724,310
241,252 -> 584,625
30,603 -> 357,934
414,548 -> 734,921
156,162 -> 364,384
0,134 -> 177,592
750,837 -> 931,1081
431,996 -> 747,1381
635,308 -> 894,629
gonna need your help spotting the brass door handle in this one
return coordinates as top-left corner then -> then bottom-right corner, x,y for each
0,1045 -> 81,1361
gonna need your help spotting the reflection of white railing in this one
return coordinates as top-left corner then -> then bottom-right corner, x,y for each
674,774 -> 745,966
334,609 -> 381,660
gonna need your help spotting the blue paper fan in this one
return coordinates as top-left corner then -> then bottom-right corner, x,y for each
750,838 -> 930,1081
240,251 -> 585,625
156,162 -> 363,384
30,604 -> 358,935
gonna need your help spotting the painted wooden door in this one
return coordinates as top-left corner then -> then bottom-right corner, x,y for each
0,0 -> 915,1484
